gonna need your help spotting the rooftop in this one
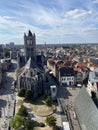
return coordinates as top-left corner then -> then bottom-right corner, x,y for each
74,86 -> 98,130
25,57 -> 36,69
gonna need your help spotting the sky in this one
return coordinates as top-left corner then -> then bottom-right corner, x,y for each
0,0 -> 98,44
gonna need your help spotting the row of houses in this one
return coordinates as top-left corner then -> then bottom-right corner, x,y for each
0,58 -> 11,86
47,59 -> 89,86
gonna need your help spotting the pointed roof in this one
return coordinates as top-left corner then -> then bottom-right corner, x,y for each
28,30 -> 33,36
25,57 -> 36,69
24,33 -> 26,36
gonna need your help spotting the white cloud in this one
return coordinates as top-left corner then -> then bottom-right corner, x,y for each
0,0 -> 98,44
65,9 -> 92,20
82,27 -> 98,34
0,15 -> 42,32
3,1 -> 63,27
93,0 -> 98,3
3,16 -> 15,20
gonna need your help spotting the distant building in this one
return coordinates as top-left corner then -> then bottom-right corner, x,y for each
0,58 -> 11,71
10,50 -> 18,59
47,59 -> 57,77
74,63 -> 88,85
90,57 -> 98,64
0,45 -> 4,59
5,44 -> 10,48
47,59 -> 76,86
87,68 -> 98,95
0,67 -> 2,85
5,42 -> 15,49
9,42 -> 14,49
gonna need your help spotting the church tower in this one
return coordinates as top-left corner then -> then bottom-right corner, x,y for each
24,30 -> 36,62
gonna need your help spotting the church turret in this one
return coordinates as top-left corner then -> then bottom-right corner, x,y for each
24,30 -> 36,62
28,30 -> 33,36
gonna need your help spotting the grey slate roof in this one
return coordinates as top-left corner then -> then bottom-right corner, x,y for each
59,67 -> 74,77
36,55 -> 42,63
25,57 -> 36,69
74,86 -> 98,130
44,81 -> 55,91
92,92 -> 98,108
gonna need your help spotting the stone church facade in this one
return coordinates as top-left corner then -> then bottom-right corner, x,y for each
17,30 -> 44,97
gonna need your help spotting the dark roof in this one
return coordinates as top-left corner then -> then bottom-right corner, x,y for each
92,92 -> 98,108
44,81 -> 55,91
36,55 -> 42,63
59,67 -> 74,76
74,86 -> 98,130
28,30 -> 33,36
26,57 -> 36,69
93,97 -> 98,108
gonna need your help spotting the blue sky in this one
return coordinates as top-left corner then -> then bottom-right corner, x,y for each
0,0 -> 98,44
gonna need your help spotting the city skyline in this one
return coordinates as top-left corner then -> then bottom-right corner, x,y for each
0,0 -> 98,44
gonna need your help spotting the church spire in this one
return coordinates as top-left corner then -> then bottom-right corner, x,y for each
28,30 -> 32,36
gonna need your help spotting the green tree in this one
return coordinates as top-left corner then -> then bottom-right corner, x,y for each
18,88 -> 26,97
45,115 -> 56,127
24,119 -> 34,130
4,48 -> 10,58
10,115 -> 25,130
45,97 -> 52,107
10,115 -> 34,130
17,105 -> 28,117
25,90 -> 33,100
53,125 -> 60,130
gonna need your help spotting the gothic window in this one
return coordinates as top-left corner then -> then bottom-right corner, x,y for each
27,40 -> 30,45
31,71 -> 33,77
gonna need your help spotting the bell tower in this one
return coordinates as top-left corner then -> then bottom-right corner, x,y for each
24,30 -> 36,62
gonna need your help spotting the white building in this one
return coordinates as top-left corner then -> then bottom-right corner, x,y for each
59,67 -> 75,86
50,85 -> 57,101
87,68 -> 98,95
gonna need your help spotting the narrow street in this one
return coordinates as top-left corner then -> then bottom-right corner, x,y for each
0,60 -> 17,130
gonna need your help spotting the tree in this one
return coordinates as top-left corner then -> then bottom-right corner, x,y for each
17,105 -> 28,117
10,115 -> 34,130
18,88 -> 26,97
24,119 -> 34,130
25,90 -> 33,100
45,97 -> 52,107
4,48 -> 10,58
45,115 -> 56,127
10,115 -> 25,130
